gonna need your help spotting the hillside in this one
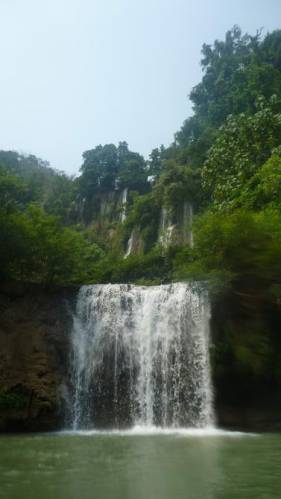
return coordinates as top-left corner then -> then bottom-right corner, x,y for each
1,27 -> 281,411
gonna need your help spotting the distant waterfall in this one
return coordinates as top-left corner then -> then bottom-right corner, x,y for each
70,283 -> 214,430
124,232 -> 134,258
158,208 -> 175,247
124,228 -> 143,259
120,188 -> 128,223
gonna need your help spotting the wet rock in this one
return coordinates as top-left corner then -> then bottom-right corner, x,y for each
0,281 -> 76,432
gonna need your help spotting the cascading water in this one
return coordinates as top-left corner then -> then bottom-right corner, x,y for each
124,232 -> 133,258
70,283 -> 214,430
120,188 -> 128,223
158,207 -> 175,247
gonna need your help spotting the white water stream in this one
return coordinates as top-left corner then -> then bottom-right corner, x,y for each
120,188 -> 128,223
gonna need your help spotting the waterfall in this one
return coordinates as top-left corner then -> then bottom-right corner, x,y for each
120,188 -> 128,223
70,283 -> 214,430
124,232 -> 133,258
158,207 -> 175,248
124,228 -> 143,258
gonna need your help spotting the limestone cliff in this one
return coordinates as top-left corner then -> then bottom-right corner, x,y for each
80,186 -> 195,258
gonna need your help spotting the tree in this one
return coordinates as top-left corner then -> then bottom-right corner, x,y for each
179,208 -> 281,299
43,173 -> 78,224
79,142 -> 147,198
0,166 -> 28,212
0,203 -> 104,284
190,26 -> 281,125
116,142 -> 147,191
173,27 -> 281,175
79,144 -> 118,195
154,160 -> 203,210
147,147 -> 165,177
202,98 -> 281,210
237,148 -> 281,211
0,150 -> 77,218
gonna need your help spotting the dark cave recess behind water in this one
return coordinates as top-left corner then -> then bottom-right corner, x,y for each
0,280 -> 280,433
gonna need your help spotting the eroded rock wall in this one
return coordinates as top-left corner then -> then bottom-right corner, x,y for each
0,282 -> 75,432
211,289 -> 281,432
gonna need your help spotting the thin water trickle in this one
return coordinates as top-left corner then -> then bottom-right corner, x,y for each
158,207 -> 175,247
124,232 -> 133,258
121,188 -> 128,222
70,283 -> 214,430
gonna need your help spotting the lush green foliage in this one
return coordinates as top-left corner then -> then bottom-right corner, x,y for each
124,192 -> 161,251
2,26 -> 281,391
176,209 -> 281,295
154,160 -> 202,210
0,166 -> 28,211
90,249 -> 172,284
2,26 -> 281,313
79,142 -> 147,196
190,27 -> 281,124
241,149 -> 281,210
0,151 -> 107,285
1,25 -> 281,401
0,151 -> 78,223
0,204 -> 104,285
202,98 -> 281,209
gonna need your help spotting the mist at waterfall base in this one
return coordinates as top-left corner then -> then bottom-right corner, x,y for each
68,283 -> 214,433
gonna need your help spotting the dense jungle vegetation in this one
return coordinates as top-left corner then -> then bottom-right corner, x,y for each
1,26 -> 281,298
2,26 -> 281,391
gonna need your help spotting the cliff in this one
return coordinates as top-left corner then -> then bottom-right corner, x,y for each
80,187 -> 194,258
211,289 -> 281,432
0,281 -> 76,432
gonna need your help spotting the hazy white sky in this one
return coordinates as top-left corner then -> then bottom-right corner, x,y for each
0,0 -> 281,174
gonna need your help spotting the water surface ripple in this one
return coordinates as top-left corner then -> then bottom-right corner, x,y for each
0,432 -> 280,499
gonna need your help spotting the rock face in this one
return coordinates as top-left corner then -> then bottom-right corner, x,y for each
0,281 -> 75,432
82,189 -> 128,227
211,289 -> 281,432
158,202 -> 194,249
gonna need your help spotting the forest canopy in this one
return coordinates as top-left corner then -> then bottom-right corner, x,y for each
1,26 -> 281,296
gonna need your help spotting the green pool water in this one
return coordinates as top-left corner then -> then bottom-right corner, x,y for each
0,429 -> 280,499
